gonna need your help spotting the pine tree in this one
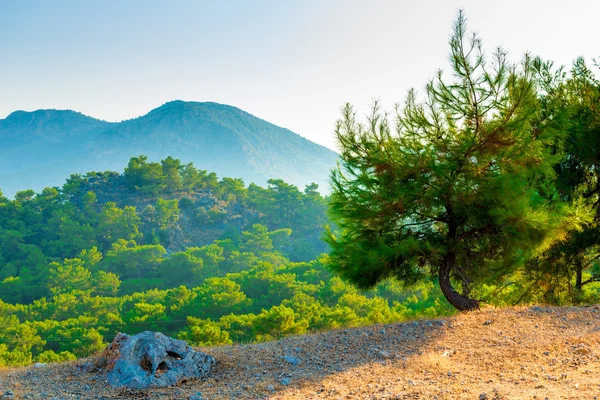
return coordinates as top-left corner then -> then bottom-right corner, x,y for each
161,156 -> 183,192
325,12 -> 587,311
521,57 -> 600,302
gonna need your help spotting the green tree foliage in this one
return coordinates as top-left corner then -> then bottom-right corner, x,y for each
97,203 -> 141,249
514,57 -> 600,303
47,258 -> 93,295
0,160 -> 363,367
161,156 -> 183,193
124,155 -> 166,194
154,199 -> 180,229
0,219 -> 456,366
102,241 -> 166,282
157,251 -> 204,288
218,178 -> 247,202
325,13 -> 589,310
178,317 -> 231,346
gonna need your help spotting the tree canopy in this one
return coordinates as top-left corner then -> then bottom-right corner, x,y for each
326,12 -> 591,310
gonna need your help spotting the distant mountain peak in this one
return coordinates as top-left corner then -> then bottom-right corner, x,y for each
0,102 -> 338,198
147,100 -> 243,115
4,108 -> 84,120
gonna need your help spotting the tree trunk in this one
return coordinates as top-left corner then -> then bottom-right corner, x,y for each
439,252 -> 480,311
575,260 -> 583,292
441,203 -> 479,311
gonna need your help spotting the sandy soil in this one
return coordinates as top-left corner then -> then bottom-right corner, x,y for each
1,305 -> 599,399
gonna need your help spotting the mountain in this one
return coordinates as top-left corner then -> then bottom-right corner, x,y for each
0,101 -> 338,197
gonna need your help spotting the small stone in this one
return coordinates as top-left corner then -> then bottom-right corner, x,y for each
1,391 -> 15,400
447,371 -> 453,377
266,385 -> 275,392
280,377 -> 292,385
284,355 -> 300,366
189,392 -> 203,400
483,320 -> 493,326
479,393 -> 488,400
33,362 -> 47,368
377,350 -> 391,359
380,328 -> 386,334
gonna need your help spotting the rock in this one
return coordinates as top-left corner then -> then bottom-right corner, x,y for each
284,355 -> 301,366
266,385 -> 275,392
98,331 -> 215,389
281,377 -> 292,385
33,362 -> 47,368
189,392 -> 203,400
479,393 -> 488,400
573,346 -> 591,355
483,320 -> 493,326
377,350 -> 391,359
1,391 -> 14,399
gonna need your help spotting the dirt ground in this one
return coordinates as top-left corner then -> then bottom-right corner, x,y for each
1,305 -> 599,399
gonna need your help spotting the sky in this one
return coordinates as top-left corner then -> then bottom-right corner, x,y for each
1,0 -> 599,151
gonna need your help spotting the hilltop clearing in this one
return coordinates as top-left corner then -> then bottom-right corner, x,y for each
1,306 -> 599,399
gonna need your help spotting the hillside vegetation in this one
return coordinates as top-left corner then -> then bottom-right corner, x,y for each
0,157 -> 453,367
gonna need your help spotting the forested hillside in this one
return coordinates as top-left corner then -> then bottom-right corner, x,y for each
0,157 -> 452,366
2,12 -> 599,375
0,101 -> 338,197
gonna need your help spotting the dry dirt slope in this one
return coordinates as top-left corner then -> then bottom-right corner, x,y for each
1,306 -> 599,399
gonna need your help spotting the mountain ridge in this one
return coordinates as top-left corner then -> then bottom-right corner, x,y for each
0,101 -> 338,198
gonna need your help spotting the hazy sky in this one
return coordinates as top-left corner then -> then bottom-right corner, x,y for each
1,0 -> 598,150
